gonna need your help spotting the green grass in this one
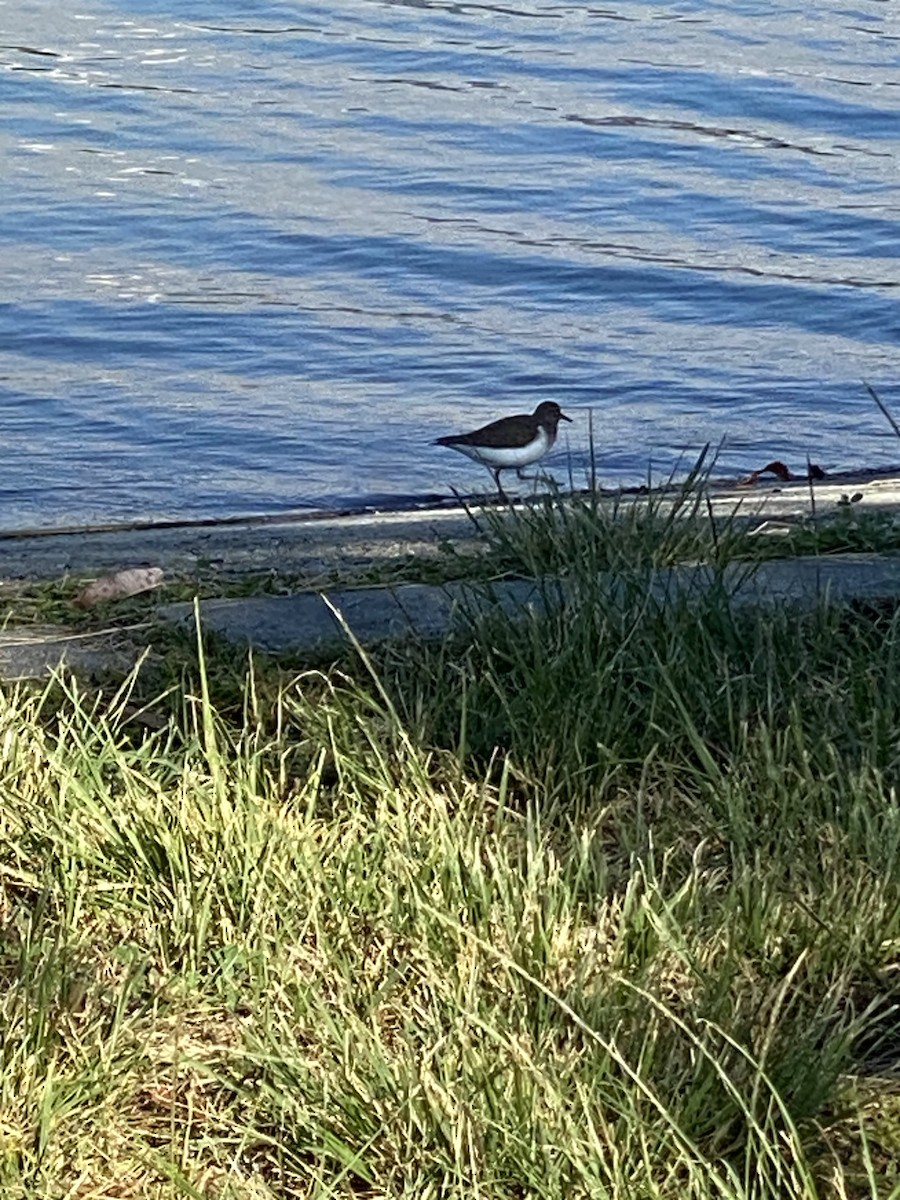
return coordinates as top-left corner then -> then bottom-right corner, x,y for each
468,459 -> 900,579
2,486 -> 900,1197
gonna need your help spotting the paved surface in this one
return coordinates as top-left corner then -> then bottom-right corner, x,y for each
0,469 -> 898,584
4,553 -> 900,680
0,507 -> 481,583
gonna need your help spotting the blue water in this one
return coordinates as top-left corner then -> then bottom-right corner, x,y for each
2,0 -> 899,527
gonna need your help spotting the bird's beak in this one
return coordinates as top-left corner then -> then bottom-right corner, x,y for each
560,412 -> 572,422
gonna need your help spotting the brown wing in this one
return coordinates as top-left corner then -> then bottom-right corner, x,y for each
438,412 -> 538,449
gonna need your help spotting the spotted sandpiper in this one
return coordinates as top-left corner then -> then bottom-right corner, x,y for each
435,401 -> 572,500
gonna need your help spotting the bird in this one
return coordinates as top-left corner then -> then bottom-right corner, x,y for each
434,401 -> 572,501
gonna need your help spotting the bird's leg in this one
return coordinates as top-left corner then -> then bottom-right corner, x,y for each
492,467 -> 511,504
516,466 -> 551,483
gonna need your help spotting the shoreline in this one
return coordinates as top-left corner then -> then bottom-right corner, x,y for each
3,459 -> 900,544
1,465 -> 900,585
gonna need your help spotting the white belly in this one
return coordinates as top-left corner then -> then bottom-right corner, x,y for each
450,427 -> 551,469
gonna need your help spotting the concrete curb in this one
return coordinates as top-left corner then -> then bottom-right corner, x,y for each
3,553 -> 900,680
156,553 -> 900,656
0,624 -> 147,682
157,578 -> 546,654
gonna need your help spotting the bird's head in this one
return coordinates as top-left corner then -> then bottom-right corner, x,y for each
534,401 -> 572,425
